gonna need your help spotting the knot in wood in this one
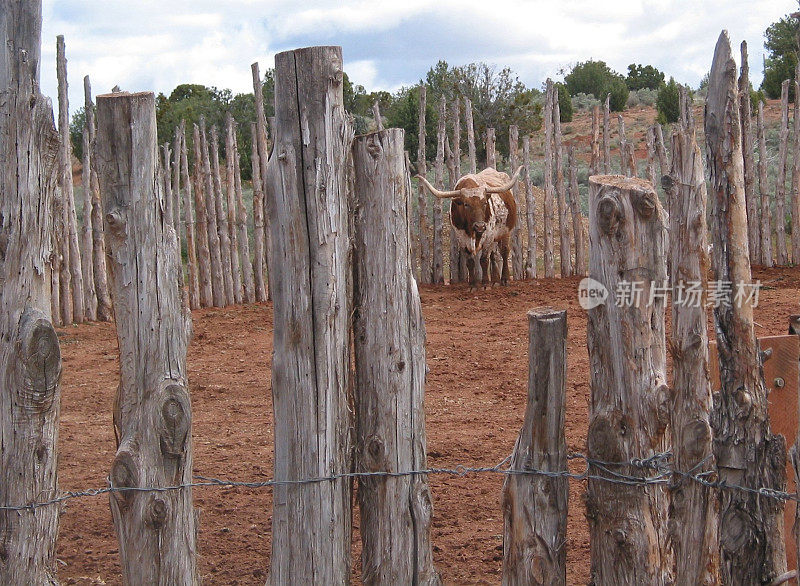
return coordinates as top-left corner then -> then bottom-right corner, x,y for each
145,497 -> 168,531
110,450 -> 138,508
734,387 -> 752,413
105,210 -> 126,235
631,189 -> 656,220
587,412 -> 626,463
362,435 -> 387,472
366,136 -> 382,159
17,308 -> 61,414
680,419 -> 712,469
596,196 -> 622,236
158,384 -> 190,459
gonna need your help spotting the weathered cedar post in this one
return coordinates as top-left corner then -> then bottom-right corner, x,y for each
180,127 -> 200,310
84,76 -> 113,321
265,46 -> 353,583
210,124 -> 234,304
191,123 -> 213,307
590,105 -> 600,176
792,64 -> 800,264
654,124 -> 668,178
352,129 -> 439,585
662,122 -> 720,584
567,147 -> 585,276
509,125 -> 523,279
523,136 -> 537,279
705,31 -> 788,584
81,76 -> 98,321
0,1 -> 63,582
554,100 -> 571,277
96,91 -> 196,584
232,125 -> 255,303
645,128 -> 657,185
501,308 -> 568,585
250,123 -> 267,302
586,175 -> 671,584
172,121 -> 182,243
618,115 -> 629,176
486,127 -> 497,169
465,97 -> 477,174
224,114 -> 244,304
602,94 -> 611,173
161,143 -> 173,225
543,81 -> 555,278
448,100 -> 462,283
251,62 -> 271,302
776,80 -> 789,266
57,35 -> 84,323
199,118 -> 226,306
418,85 -> 431,284
739,41 -> 760,263
432,99 -> 445,284
758,101 -> 773,267
372,99 -> 384,131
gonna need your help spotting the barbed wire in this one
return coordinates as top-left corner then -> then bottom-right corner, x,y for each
2,451 -> 797,512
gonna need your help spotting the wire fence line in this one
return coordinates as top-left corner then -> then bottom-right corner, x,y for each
2,451 -> 796,512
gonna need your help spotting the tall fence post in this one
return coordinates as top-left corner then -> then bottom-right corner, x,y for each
502,308 -> 567,585
758,101 -> 773,267
705,31 -> 788,584
523,136 -> 537,279
663,121 -> 720,584
432,98 -> 445,284
352,128 -> 439,584
96,91 -> 196,584
586,175 -> 672,584
739,40 -> 760,264
418,85 -> 431,284
543,80 -> 555,278
509,125 -> 524,280
776,80 -> 789,266
0,1 -> 63,581
265,46 -> 353,584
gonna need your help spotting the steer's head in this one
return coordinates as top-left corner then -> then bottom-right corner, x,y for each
415,166 -> 523,241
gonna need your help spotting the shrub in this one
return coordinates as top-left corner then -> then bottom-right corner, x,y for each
572,93 -> 601,110
606,77 -> 629,112
555,83 -> 573,122
656,78 -> 680,124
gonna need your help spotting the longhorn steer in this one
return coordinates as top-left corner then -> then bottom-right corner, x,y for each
417,166 -> 522,290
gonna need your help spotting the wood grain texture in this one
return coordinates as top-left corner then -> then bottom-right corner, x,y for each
352,129 -> 439,585
250,122 -> 267,302
663,124 -> 720,585
543,81 -> 555,278
739,40 -> 760,264
200,119 -> 227,306
509,125 -> 523,279
251,62 -> 271,302
0,2 -> 62,582
758,101 -> 773,267
602,94 -> 611,173
501,308 -> 567,586
96,91 -> 196,585
586,174 -> 672,585
465,96 -> 477,175
776,80 -> 789,265
81,75 -> 97,321
433,99 -> 445,284
232,122 -> 255,304
523,136 -> 537,279
224,114 -> 244,304
567,147 -> 586,277
555,103 -> 571,277
265,46 -> 353,584
211,124 -> 235,304
418,85 -> 431,284
180,124 -> 200,310
191,123 -> 213,307
705,32 -> 787,584
448,99 -> 462,283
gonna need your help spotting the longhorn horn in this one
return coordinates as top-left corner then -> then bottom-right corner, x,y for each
485,165 -> 525,194
414,174 -> 463,199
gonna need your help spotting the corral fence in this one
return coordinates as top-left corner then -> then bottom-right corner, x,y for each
2,2 -> 800,584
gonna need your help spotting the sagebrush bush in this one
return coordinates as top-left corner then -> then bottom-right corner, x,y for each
572,93 -> 601,110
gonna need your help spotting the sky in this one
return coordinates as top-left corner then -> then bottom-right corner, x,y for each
39,0 -> 798,116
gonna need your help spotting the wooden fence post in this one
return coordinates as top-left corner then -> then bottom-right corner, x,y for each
567,147 -> 585,276
663,122 -> 720,584
432,99 -> 445,284
265,46 -> 353,584
85,76 -> 113,321
448,99 -> 462,283
418,85 -> 431,284
250,63 -> 274,301
554,101 -> 571,277
486,127 -> 497,169
645,128 -> 656,186
602,94 -> 611,173
81,76 -> 98,321
250,123 -> 267,302
465,97 -> 477,174
0,1 -> 63,581
180,126 -> 200,310
96,90 -> 196,584
758,101 -> 773,267
509,125 -> 524,279
776,80 -> 789,266
523,136 -> 537,279
224,114 -> 244,304
191,123 -> 214,307
586,175 -> 671,584
352,129 -> 439,584
199,118 -> 226,306
618,114 -> 628,176
543,81 -> 555,278
706,32 -> 788,584
372,99 -> 384,131
590,105 -> 600,176
501,308 -> 567,585
792,64 -> 800,264
172,121 -> 182,243
232,125 -> 255,304
739,40 -> 760,264
209,123 -> 233,304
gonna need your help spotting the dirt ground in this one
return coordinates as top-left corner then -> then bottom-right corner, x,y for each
53,265 -> 800,584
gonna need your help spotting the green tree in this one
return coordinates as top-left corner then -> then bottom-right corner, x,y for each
555,82 -> 572,122
761,14 -> 799,99
656,78 -> 680,124
625,63 -> 665,91
563,59 -> 628,111
69,106 -> 86,162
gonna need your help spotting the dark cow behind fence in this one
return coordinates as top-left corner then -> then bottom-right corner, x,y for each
417,166 -> 522,290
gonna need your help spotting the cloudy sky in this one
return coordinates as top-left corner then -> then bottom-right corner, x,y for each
39,0 -> 797,115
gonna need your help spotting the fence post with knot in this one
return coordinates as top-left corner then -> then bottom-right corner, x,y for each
352,128 -> 439,584
264,46 -> 354,584
502,308 -> 567,585
95,91 -> 196,584
586,175 -> 672,584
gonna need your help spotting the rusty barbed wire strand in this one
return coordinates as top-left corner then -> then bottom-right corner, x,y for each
1,451 -> 796,511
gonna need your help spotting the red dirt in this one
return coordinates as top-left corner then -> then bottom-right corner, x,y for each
56,267 -> 800,584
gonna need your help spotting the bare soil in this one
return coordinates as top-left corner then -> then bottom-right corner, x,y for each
55,266 -> 800,585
